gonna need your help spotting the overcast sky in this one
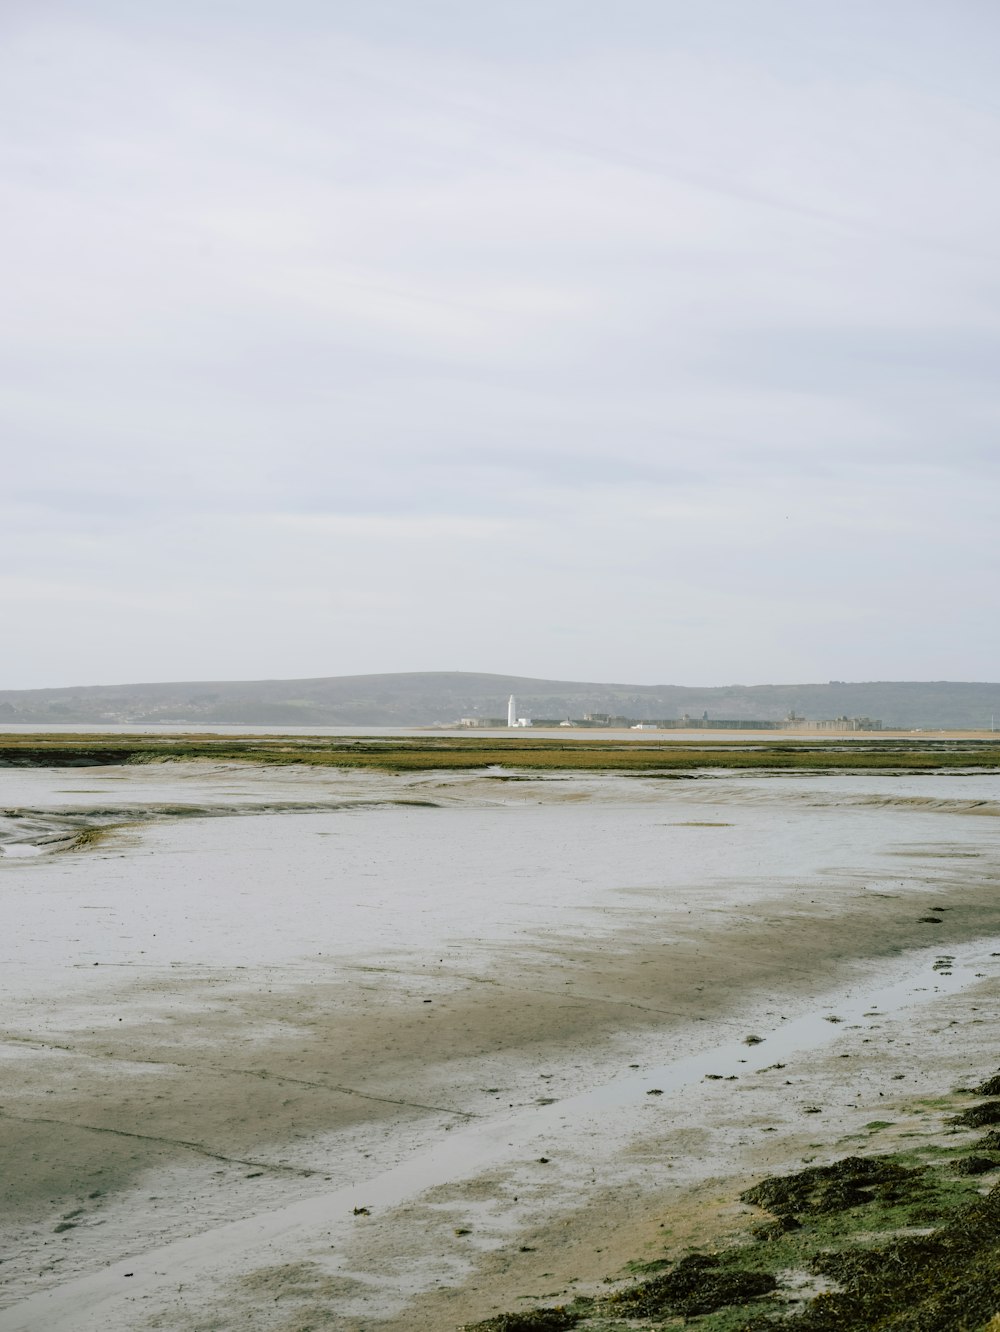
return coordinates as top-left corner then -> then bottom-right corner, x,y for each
3,1 -> 999,689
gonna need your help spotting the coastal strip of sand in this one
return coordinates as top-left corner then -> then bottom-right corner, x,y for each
0,761 -> 999,1329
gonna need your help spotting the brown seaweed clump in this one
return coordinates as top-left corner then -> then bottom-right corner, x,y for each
951,1155 -> 1000,1176
604,1252 -> 776,1318
740,1155 -> 922,1218
752,1214 -> 803,1241
949,1099 -> 1000,1129
459,1309 -> 579,1331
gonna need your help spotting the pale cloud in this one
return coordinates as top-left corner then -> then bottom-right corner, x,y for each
2,1 -> 999,688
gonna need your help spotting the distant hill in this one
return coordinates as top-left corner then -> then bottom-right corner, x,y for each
0,673 -> 999,729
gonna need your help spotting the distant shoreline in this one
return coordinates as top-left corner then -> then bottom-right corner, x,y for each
2,672 -> 999,732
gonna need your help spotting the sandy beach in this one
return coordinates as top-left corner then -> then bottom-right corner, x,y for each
2,760 -> 1000,1329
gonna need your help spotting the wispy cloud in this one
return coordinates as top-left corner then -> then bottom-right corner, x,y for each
3,1 -> 999,686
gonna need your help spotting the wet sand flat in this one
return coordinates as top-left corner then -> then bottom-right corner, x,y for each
1,763 -> 999,1329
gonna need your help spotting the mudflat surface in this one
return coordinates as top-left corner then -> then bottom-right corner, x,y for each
1,762 -> 999,1329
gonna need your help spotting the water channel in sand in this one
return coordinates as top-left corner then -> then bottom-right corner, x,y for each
1,762 -> 999,1328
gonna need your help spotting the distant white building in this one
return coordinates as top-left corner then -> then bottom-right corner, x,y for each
505,694 -> 532,727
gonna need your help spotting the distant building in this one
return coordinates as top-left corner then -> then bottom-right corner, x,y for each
470,699 -> 882,733
812,715 -> 883,731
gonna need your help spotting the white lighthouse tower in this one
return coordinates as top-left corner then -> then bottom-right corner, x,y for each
507,694 -> 517,728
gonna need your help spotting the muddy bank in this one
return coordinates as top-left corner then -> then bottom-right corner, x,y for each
7,935 -> 997,1332
2,764 -> 1000,1328
383,972 -> 1000,1332
3,871 -> 1000,1223
0,796 -> 442,856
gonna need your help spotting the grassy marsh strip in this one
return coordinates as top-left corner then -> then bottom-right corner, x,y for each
2,733 -> 1000,773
